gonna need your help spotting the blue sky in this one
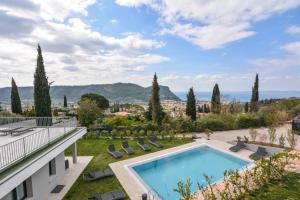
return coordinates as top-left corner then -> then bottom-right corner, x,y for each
0,0 -> 300,91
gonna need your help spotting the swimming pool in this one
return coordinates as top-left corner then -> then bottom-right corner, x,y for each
130,145 -> 250,200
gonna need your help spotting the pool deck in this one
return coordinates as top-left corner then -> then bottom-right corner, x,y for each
109,139 -> 254,200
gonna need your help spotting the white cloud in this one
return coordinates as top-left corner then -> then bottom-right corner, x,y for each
110,19 -> 118,24
281,41 -> 300,55
286,25 -> 300,34
116,0 -> 300,49
0,0 -> 169,87
252,41 -> 300,69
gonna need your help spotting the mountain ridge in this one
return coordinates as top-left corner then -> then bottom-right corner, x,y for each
0,83 -> 181,104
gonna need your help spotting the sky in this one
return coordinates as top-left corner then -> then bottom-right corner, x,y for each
0,0 -> 300,92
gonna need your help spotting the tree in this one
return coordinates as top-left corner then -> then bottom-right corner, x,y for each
150,73 -> 164,124
186,87 -> 196,120
63,95 -> 67,108
244,102 -> 249,113
250,73 -> 259,112
80,93 -> 109,109
11,78 -> 22,114
144,100 -> 152,120
34,44 -> 52,119
197,105 -> 203,113
211,83 -> 221,114
77,99 -> 101,127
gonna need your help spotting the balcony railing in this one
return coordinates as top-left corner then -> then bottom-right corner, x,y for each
0,117 -> 78,173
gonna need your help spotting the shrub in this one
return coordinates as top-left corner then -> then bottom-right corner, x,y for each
267,127 -> 276,144
173,179 -> 193,200
204,129 -> 213,140
111,129 -> 118,139
286,129 -> 298,149
279,134 -> 285,147
235,114 -> 260,129
289,104 -> 300,117
258,107 -> 279,126
249,128 -> 258,142
276,111 -> 289,124
200,118 -> 226,131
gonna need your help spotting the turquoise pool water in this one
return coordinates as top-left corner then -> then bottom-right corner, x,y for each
132,145 -> 250,200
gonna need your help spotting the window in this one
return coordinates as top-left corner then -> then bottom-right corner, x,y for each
3,182 -> 27,200
49,159 -> 56,176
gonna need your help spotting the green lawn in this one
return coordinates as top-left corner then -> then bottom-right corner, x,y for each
243,172 -> 300,200
64,138 -> 193,200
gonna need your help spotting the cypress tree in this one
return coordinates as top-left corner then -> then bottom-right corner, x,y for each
244,102 -> 249,113
63,95 -> 68,108
211,83 -> 221,114
151,73 -> 163,124
250,73 -> 259,112
186,87 -> 196,120
34,44 -> 52,120
207,105 -> 211,113
11,78 -> 22,114
145,100 -> 152,121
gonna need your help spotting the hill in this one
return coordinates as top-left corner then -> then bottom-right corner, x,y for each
0,83 -> 181,105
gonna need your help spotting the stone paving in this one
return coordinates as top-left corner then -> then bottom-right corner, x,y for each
46,156 -> 93,200
195,124 -> 300,150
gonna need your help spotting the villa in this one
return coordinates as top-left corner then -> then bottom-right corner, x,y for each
0,117 -> 87,200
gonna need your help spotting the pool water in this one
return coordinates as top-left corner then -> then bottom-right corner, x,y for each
132,145 -> 250,200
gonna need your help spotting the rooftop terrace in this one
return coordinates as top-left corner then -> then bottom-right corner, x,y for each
0,117 -> 78,173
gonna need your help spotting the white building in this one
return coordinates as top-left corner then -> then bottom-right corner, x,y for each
0,117 -> 87,200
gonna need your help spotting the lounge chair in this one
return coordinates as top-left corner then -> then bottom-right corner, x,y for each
11,127 -> 34,136
137,138 -> 150,151
250,147 -> 268,160
121,141 -> 134,155
83,168 -> 114,182
88,190 -> 126,200
0,127 -> 21,136
107,145 -> 123,158
149,136 -> 163,148
229,140 -> 246,152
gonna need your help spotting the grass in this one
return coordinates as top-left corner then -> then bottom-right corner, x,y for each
243,172 -> 300,200
63,138 -> 193,200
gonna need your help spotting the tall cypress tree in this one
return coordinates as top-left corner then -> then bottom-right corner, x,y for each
145,100 -> 152,121
34,44 -> 52,119
250,73 -> 259,112
151,73 -> 163,124
244,102 -> 249,113
186,87 -> 196,120
211,83 -> 221,114
11,78 -> 22,114
63,95 -> 68,108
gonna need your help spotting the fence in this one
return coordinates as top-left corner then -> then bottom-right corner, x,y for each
0,117 -> 78,172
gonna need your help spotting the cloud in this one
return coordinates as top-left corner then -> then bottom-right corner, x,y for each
110,19 -> 118,24
63,66 -> 80,72
252,41 -> 300,69
0,0 -> 169,87
116,0 -> 300,49
0,10 -> 36,38
281,41 -> 300,55
286,25 -> 300,34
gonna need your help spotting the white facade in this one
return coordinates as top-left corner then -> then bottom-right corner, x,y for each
0,126 -> 86,200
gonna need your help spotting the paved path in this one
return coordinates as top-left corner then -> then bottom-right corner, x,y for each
195,124 -> 300,150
